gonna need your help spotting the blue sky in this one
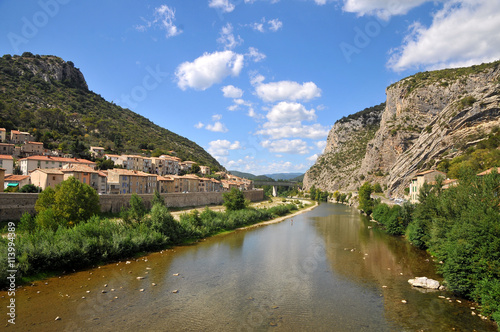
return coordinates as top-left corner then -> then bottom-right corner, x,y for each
1,0 -> 499,174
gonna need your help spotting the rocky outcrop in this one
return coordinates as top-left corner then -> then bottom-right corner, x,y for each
305,61 -> 500,195
408,277 -> 442,290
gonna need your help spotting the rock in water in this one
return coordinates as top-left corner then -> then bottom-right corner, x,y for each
408,277 -> 440,290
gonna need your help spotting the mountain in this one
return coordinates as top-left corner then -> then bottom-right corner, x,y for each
228,170 -> 274,181
264,173 -> 303,181
0,53 -> 223,169
304,60 -> 500,196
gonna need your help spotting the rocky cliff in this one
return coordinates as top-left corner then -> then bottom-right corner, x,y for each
304,60 -> 500,195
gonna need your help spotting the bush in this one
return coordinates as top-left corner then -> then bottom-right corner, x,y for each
223,188 -> 248,211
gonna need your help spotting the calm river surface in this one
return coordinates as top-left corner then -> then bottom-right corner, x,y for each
2,203 -> 497,331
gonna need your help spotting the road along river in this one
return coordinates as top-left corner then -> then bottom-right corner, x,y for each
2,203 -> 497,331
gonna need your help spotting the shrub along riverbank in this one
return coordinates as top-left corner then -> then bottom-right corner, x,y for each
0,184 -> 307,289
361,169 -> 500,325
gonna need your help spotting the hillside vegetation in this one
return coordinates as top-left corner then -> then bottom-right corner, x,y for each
0,53 -> 222,169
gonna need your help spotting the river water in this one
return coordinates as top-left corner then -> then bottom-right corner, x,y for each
2,203 -> 497,331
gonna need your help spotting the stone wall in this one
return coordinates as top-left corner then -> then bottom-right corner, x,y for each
0,190 -> 265,221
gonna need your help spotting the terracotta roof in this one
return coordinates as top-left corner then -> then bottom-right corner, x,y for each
0,143 -> 14,146
5,174 -> 29,181
415,170 -> 446,176
157,176 -> 174,181
30,168 -> 64,175
61,164 -> 98,173
26,141 -> 43,145
107,169 -> 150,177
0,155 -> 14,160
0,128 -> 6,131
90,146 -> 104,150
18,155 -> 95,164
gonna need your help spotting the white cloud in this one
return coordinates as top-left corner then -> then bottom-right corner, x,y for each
135,5 -> 182,38
266,102 -> 316,124
248,17 -> 283,32
307,154 -> 320,162
222,85 -> 243,98
217,23 -> 243,50
247,47 -> 266,62
212,114 -> 223,121
176,51 -> 244,90
250,72 -> 266,86
315,140 -> 327,152
388,0 -> 500,71
314,0 -> 327,5
256,81 -> 322,103
206,122 -> 228,133
256,123 -> 329,139
209,0 -> 235,13
208,140 -> 242,157
195,122 -> 204,129
268,18 -> 283,31
261,139 -> 310,155
342,0 -> 430,19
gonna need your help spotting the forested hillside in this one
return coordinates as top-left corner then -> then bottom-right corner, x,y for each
0,53 -> 223,169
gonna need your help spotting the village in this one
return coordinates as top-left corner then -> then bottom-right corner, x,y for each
0,128 -> 254,194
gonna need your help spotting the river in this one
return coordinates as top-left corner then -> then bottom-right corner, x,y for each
2,203 -> 497,331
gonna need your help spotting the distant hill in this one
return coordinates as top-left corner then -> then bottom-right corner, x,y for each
229,170 -> 303,182
0,53 -> 223,169
264,173 -> 303,181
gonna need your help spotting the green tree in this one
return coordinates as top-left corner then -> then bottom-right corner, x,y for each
358,182 -> 374,216
52,177 -> 100,225
223,188 -> 247,211
373,182 -> 383,193
152,190 -> 165,207
35,187 -> 56,213
127,193 -> 146,222
190,163 -> 201,174
19,184 -> 41,193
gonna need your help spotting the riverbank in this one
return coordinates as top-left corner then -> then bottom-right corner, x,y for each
0,199 -> 315,289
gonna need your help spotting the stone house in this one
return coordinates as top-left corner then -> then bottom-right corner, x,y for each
106,169 -> 156,194
61,164 -> 107,194
157,175 -> 175,193
10,130 -> 32,144
30,168 -> 64,190
199,165 -> 211,175
18,156 -> 96,175
0,128 -> 6,142
409,170 -> 447,203
0,155 -> 14,174
0,143 -> 15,155
90,147 -> 105,159
21,141 -> 44,156
4,174 -> 30,190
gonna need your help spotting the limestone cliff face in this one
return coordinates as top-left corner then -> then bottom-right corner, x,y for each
305,61 -> 500,195
303,104 -> 384,191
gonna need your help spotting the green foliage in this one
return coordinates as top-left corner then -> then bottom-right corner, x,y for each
358,182 -> 374,216
51,177 -> 100,225
223,188 -> 248,211
122,193 -> 147,223
460,95 -> 477,108
373,183 -> 383,193
19,184 -> 41,193
151,190 -> 164,207
18,212 -> 37,233
0,54 -> 222,170
143,204 -> 181,242
336,103 -> 385,125
34,187 -> 55,214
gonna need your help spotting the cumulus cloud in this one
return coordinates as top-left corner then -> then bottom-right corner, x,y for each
208,139 -> 242,157
388,0 -> 500,71
342,0 -> 430,19
266,102 -> 316,124
206,122 -> 228,133
315,140 -> 327,152
194,122 -> 204,129
135,5 -> 182,38
248,17 -> 283,32
222,85 -> 243,98
307,154 -> 320,162
261,139 -> 310,155
217,23 -> 243,50
176,51 -> 244,90
255,81 -> 322,102
247,47 -> 266,62
256,123 -> 329,140
209,0 -> 235,13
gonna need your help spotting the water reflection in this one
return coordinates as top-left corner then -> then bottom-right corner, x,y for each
1,203 -> 497,331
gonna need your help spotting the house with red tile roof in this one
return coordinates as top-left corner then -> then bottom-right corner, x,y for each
30,168 -> 64,190
18,155 -> 96,175
0,155 -> 14,174
4,174 -> 30,190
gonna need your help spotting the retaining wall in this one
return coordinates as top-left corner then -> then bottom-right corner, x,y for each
0,190 -> 265,221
